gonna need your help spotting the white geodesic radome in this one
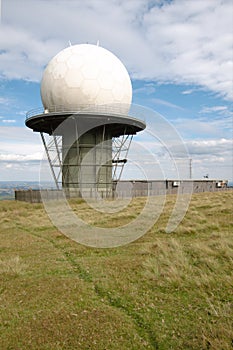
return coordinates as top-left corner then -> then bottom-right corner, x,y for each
40,44 -> 132,114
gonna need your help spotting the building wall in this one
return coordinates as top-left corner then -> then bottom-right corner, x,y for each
114,179 -> 228,198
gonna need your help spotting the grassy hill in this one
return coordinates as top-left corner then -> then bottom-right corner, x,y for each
0,191 -> 232,349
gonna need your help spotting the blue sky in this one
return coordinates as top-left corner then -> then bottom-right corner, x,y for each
0,0 -> 232,182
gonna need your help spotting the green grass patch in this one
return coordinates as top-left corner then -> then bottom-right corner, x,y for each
0,191 -> 232,349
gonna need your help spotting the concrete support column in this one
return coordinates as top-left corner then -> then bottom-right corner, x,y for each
62,126 -> 112,198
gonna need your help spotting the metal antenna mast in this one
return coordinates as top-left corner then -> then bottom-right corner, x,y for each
189,158 -> 192,179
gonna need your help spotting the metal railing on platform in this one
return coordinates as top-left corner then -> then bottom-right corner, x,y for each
25,104 -> 134,120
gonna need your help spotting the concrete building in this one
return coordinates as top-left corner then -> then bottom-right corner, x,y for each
15,179 -> 229,203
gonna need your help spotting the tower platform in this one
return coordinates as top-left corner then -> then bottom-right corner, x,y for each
25,107 -> 146,136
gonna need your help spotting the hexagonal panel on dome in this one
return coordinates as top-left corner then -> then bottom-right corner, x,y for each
112,84 -> 125,101
61,86 -> 79,108
52,62 -> 68,79
81,64 -> 100,80
97,53 -> 113,73
52,79 -> 66,99
47,89 -> 55,107
66,55 -> 84,70
56,48 -> 73,63
82,79 -> 100,100
114,68 -> 129,84
95,89 -> 116,105
64,69 -> 84,88
97,72 -> 114,90
121,93 -> 131,104
41,77 -> 53,104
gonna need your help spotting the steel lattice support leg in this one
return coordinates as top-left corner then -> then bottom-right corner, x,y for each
40,132 -> 62,189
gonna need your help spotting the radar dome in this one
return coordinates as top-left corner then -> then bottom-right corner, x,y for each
40,44 -> 132,115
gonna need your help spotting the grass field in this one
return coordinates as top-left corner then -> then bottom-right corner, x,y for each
0,191 -> 232,349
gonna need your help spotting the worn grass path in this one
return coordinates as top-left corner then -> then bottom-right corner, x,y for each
0,191 -> 232,349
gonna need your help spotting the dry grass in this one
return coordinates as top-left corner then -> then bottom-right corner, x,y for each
0,256 -> 28,275
141,233 -> 233,286
0,191 -> 232,349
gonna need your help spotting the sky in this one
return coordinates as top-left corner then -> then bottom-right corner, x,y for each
0,0 -> 232,182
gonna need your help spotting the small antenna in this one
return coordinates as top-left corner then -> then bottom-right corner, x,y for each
189,158 -> 192,179
97,40 -> 100,46
68,40 -> 72,47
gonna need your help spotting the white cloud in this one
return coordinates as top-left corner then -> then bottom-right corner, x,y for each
2,119 -> 16,123
134,83 -> 156,95
128,136 -> 232,180
0,126 -> 41,143
142,0 -> 233,100
146,137 -> 232,158
0,0 -> 232,99
163,137 -> 233,179
181,89 -> 194,95
151,98 -> 184,110
171,114 -> 232,138
0,152 -> 42,162
0,126 -> 44,180
0,96 -> 11,104
16,110 -> 27,116
5,164 -> 13,168
200,105 -> 228,113
186,138 -> 232,156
